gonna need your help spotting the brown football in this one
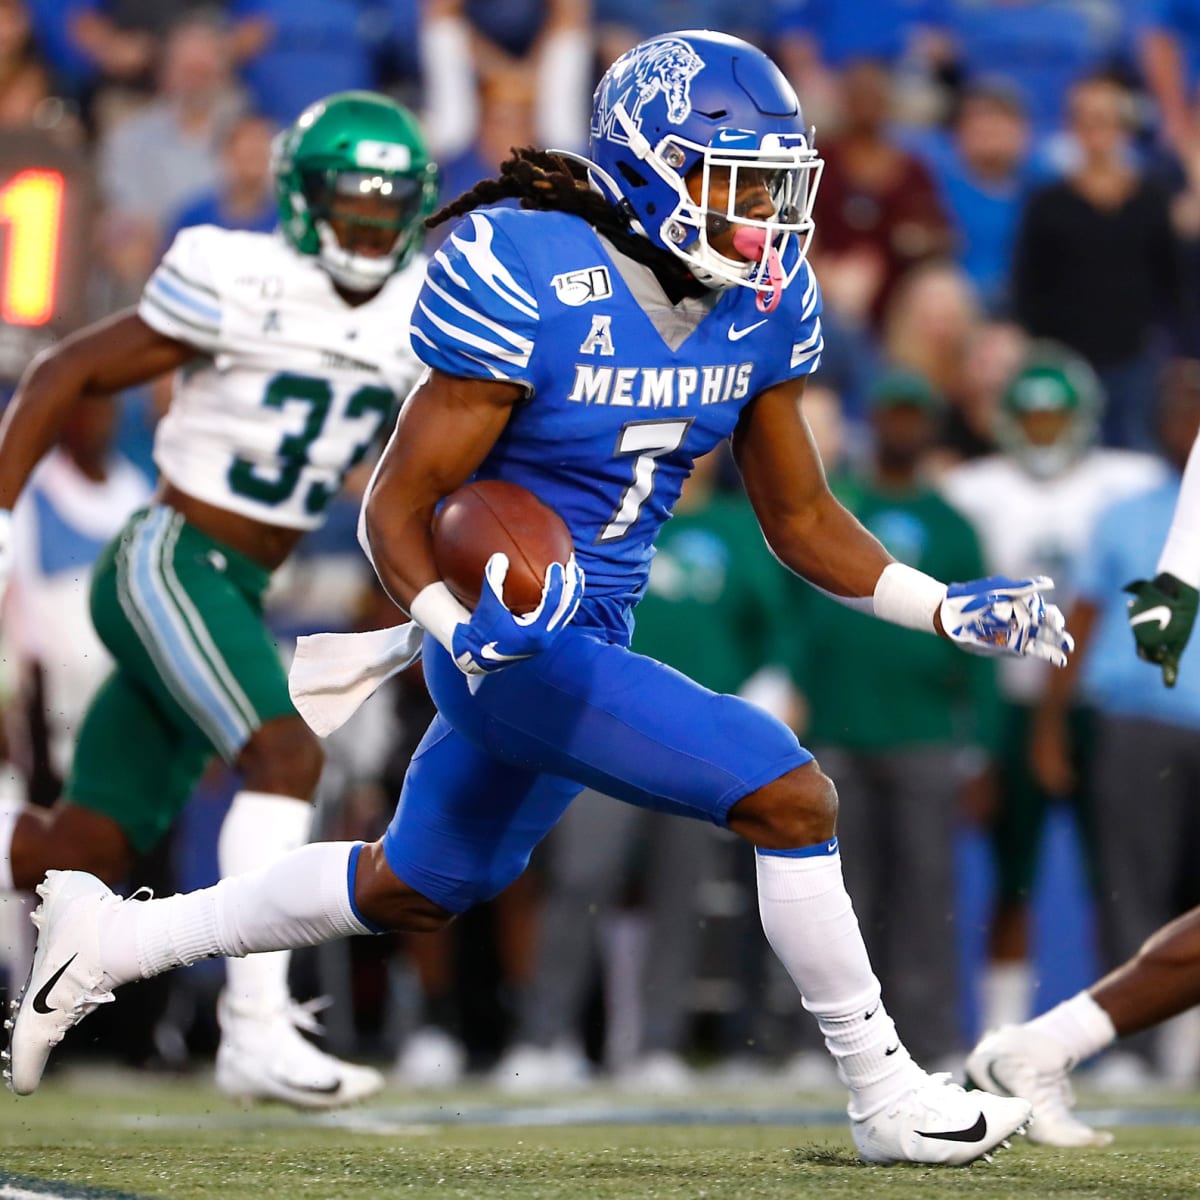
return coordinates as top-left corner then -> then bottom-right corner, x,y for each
432,480 -> 574,614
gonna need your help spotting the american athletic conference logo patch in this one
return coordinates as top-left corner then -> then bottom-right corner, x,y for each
591,36 -> 705,144
551,266 -> 613,306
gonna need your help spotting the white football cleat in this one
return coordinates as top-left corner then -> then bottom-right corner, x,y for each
394,1026 -> 467,1090
491,1041 -> 592,1094
216,993 -> 384,1109
5,871 -> 123,1095
851,1072 -> 1031,1165
966,1025 -> 1114,1147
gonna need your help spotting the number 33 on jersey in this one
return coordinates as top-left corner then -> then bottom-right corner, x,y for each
139,224 -> 426,528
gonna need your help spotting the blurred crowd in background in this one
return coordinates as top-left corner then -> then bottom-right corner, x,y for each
3,0 -> 1200,1098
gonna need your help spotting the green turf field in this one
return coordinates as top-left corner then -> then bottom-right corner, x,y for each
3,1073 -> 1200,1200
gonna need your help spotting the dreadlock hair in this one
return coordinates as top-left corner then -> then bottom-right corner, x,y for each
427,147 -> 708,301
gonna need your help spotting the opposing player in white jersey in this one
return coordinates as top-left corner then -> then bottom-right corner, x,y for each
940,343 -> 1166,1036
0,90 -> 436,1106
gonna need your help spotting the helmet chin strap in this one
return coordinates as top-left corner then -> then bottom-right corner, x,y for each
730,227 -> 783,313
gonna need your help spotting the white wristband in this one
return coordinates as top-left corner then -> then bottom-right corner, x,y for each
409,581 -> 472,656
872,561 -> 947,633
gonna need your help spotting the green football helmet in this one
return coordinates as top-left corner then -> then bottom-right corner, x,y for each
996,341 -> 1103,478
274,91 -> 438,293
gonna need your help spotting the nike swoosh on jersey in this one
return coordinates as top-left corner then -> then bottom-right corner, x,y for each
728,320 -> 767,341
1130,605 -> 1172,631
32,954 -> 78,1014
479,643 -> 532,663
915,1113 -> 987,1143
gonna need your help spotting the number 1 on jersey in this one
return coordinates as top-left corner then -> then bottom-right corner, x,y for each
598,418 -> 693,543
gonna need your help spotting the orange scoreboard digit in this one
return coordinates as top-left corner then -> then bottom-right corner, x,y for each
0,133 -> 91,382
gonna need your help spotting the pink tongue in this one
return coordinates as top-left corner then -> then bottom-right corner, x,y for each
731,227 -> 783,314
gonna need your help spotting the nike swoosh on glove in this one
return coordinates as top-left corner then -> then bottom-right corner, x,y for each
451,551 -> 584,677
1125,572 -> 1199,688
940,574 -> 1074,668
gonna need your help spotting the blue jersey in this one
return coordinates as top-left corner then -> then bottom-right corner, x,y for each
410,207 -> 823,635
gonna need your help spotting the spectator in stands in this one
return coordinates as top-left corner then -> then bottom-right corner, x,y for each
28,0 -> 154,112
789,368 -> 995,1069
925,79 -> 1036,316
881,260 -> 981,417
769,0 -> 951,132
812,58 -> 953,332
492,449 -> 798,1093
1029,358 -> 1200,1080
228,0 -> 374,128
428,64 -> 536,245
419,0 -> 591,163
941,0 -> 1124,152
0,0 -> 49,126
1138,0 -> 1200,160
941,344 -> 1167,1037
1012,72 -> 1192,452
95,12 -> 243,303
161,110 -> 277,248
934,319 -> 1028,467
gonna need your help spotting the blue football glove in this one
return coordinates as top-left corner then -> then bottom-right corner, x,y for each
940,574 -> 1074,668
451,551 -> 584,677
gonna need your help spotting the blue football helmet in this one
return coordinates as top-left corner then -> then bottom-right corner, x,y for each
588,30 -> 822,304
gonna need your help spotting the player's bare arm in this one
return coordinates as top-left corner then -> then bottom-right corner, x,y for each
0,310 -> 192,511
733,377 -> 1073,663
364,368 -> 523,612
732,377 -> 900,605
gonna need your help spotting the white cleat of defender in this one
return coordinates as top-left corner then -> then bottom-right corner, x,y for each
851,1072 -> 1032,1165
4,871 -> 122,1095
966,1025 -> 1114,1147
215,993 -> 384,1110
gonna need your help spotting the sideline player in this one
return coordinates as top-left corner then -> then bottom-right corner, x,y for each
940,345 -> 1165,1035
8,33 -> 1071,1163
967,362 -> 1200,1146
0,91 -> 437,1106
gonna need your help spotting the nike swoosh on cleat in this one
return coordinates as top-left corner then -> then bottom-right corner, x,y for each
981,1061 -> 1012,1096
728,320 -> 767,341
1130,605 -> 1172,631
915,1113 -> 988,1143
31,955 -> 78,1015
281,1078 -> 343,1096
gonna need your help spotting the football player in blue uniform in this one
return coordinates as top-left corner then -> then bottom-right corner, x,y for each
7,31 -> 1072,1164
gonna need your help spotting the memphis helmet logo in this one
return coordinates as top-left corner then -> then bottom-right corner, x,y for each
591,36 -> 706,145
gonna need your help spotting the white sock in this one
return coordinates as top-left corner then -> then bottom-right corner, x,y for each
0,801 -> 20,893
756,845 -> 923,1118
980,960 -> 1034,1032
1026,991 -> 1117,1065
218,791 -> 312,1017
99,841 -> 376,986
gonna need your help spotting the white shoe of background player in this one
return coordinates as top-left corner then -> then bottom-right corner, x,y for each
967,1024 -> 1114,1147
216,991 -> 384,1109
